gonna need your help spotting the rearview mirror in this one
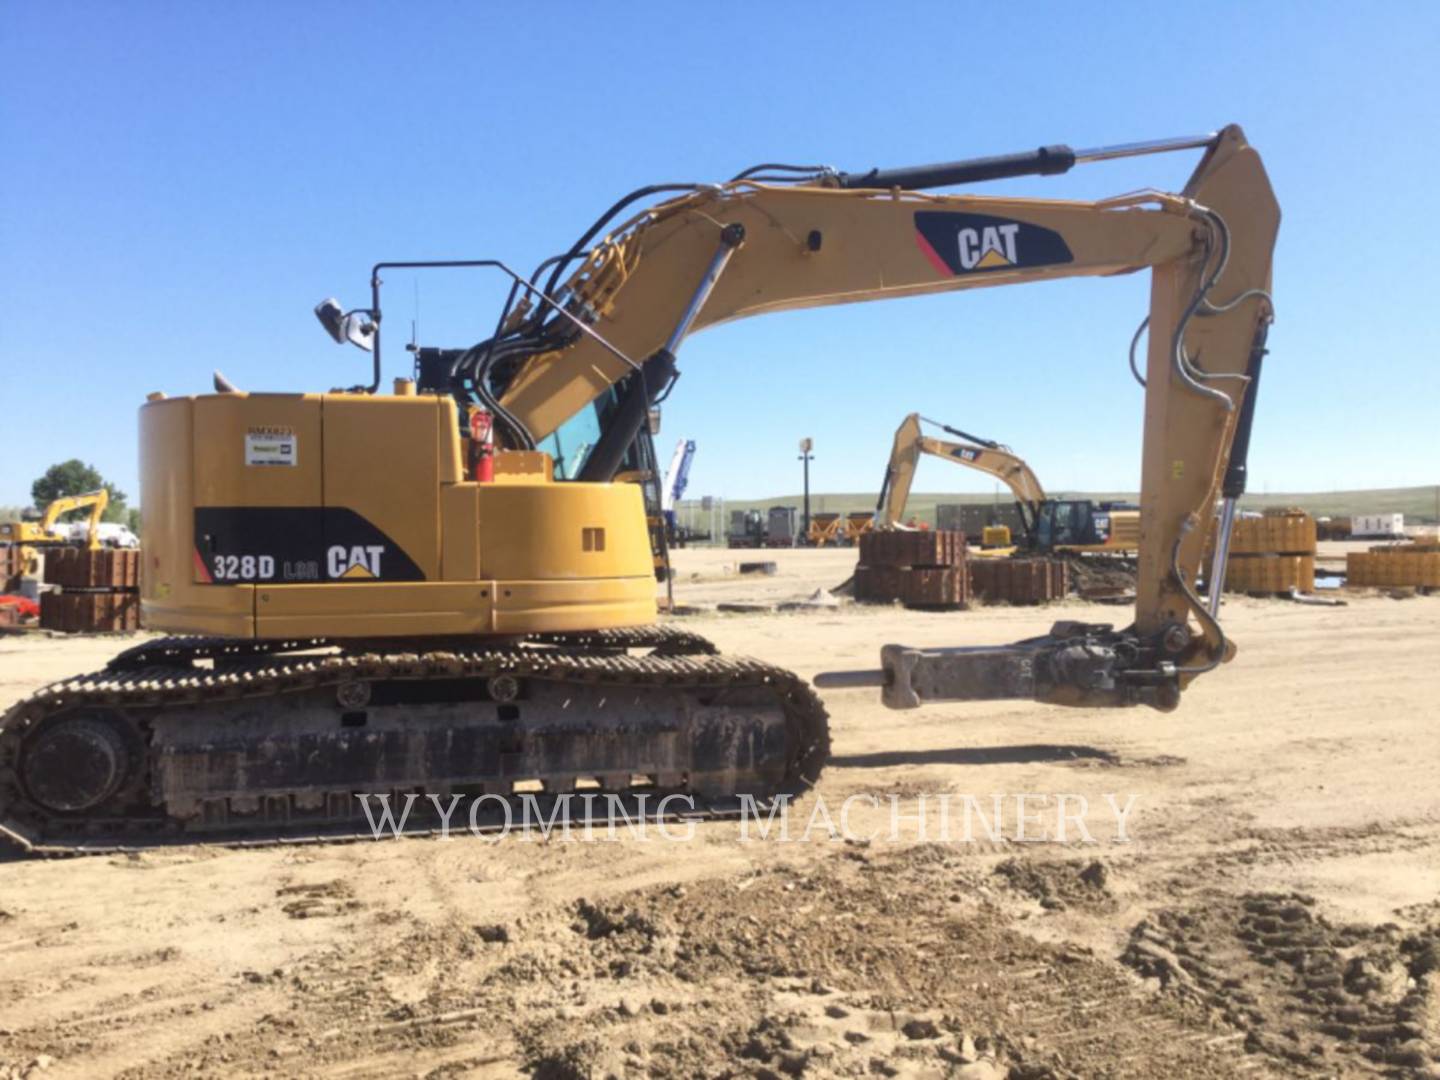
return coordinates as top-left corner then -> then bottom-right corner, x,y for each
314,298 -> 375,352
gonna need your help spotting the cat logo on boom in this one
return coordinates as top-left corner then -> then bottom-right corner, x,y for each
328,544 -> 385,580
913,211 -> 1074,277
959,222 -> 1021,270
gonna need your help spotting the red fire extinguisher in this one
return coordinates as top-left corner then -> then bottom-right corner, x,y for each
469,409 -> 494,482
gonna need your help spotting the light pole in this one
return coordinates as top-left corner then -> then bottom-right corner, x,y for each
798,437 -> 814,546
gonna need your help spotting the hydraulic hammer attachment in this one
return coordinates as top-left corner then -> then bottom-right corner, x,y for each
814,622 -> 1184,712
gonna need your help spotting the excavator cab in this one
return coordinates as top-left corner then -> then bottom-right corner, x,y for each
1034,498 -> 1109,549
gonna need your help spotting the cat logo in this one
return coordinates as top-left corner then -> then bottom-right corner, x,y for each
959,223 -> 1021,270
914,211 -> 1074,277
327,544 -> 385,580
949,447 -> 982,463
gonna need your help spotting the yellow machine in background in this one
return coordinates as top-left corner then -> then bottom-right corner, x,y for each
875,413 -> 1139,555
982,524 -> 1013,548
0,489 -> 109,576
806,512 -> 845,547
844,512 -> 875,545
805,511 -> 874,547
1,488 -> 109,549
1,126 -> 1276,851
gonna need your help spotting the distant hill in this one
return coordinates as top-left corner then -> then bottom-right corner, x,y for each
679,485 -> 1440,527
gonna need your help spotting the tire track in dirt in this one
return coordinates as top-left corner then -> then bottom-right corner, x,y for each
13,845 -> 1281,1079
1123,890 -> 1440,1075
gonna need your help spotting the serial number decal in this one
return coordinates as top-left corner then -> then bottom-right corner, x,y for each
211,554 -> 276,581
245,426 -> 297,467
209,556 -> 323,582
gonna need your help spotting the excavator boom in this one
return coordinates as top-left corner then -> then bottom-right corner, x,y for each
40,489 -> 109,551
488,125 -> 1277,700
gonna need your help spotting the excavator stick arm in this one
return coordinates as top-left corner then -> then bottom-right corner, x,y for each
875,413 -> 925,528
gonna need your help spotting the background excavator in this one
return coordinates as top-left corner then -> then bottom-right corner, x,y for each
0,126 -> 1277,852
875,413 -> 1140,554
0,489 -> 110,578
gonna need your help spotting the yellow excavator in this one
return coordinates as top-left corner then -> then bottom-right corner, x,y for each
0,489 -> 109,577
0,126 -> 1276,851
875,413 -> 1140,554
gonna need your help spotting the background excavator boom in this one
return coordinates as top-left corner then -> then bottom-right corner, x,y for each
873,414 -> 1141,555
875,413 -> 1046,539
39,489 -> 109,550
1,488 -> 109,551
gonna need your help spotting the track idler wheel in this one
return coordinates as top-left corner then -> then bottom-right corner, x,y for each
20,716 -> 133,813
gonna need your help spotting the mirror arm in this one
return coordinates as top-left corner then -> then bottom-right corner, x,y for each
366,267 -> 384,394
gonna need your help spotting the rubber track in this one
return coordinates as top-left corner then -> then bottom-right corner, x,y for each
0,635 -> 828,858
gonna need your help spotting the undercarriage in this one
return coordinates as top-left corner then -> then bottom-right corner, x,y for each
0,626 -> 829,856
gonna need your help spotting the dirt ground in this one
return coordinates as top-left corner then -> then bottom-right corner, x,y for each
2,546 -> 1439,1079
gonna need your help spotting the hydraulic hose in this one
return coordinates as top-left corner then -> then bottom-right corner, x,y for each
1168,209 -> 1239,411
1128,316 -> 1148,388
1169,528 -> 1227,677
541,183 -> 706,304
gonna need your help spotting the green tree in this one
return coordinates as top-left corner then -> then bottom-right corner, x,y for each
30,460 -> 129,523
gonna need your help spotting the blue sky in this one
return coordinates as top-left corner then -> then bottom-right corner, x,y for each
3,2 -> 1437,508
